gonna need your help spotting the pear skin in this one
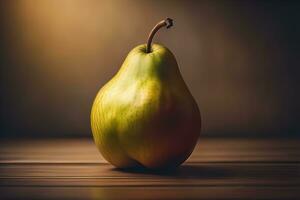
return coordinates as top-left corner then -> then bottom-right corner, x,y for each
91,19 -> 201,169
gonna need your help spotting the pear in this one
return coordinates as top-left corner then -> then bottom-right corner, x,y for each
91,18 -> 201,169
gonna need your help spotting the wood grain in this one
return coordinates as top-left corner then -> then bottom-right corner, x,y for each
0,138 -> 299,199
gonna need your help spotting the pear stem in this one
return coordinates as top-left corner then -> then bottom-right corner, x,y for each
146,18 -> 174,53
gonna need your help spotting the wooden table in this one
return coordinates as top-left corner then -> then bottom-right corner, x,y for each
0,138 -> 299,199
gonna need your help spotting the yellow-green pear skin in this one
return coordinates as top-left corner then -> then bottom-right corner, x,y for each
91,44 -> 201,169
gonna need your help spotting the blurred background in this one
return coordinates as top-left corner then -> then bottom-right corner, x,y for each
0,0 -> 299,138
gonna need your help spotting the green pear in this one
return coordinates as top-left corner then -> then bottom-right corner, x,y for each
91,18 -> 201,169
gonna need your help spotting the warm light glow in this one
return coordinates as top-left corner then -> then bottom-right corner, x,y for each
1,0 -> 291,136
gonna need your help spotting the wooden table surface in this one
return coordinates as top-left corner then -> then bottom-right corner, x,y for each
0,138 -> 299,199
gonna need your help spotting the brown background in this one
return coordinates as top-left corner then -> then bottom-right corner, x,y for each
0,0 -> 299,138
